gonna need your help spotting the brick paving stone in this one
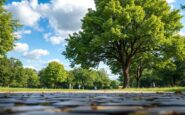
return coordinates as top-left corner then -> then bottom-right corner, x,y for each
0,92 -> 185,115
68,106 -> 144,115
52,101 -> 89,108
133,107 -> 185,115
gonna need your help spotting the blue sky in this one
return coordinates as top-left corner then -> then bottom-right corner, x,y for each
5,0 -> 185,80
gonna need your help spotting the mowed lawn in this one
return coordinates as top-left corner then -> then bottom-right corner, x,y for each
0,87 -> 185,93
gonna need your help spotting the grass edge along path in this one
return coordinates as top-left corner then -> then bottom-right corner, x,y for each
0,87 -> 185,93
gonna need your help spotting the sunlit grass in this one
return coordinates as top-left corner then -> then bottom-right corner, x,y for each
114,87 -> 185,92
0,87 -> 86,93
0,87 -> 185,93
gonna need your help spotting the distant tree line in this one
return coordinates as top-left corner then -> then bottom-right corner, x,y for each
0,57 -> 119,89
1,55 -> 185,89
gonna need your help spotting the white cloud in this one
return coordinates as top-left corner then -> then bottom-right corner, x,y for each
166,0 -> 175,4
13,43 -> 29,53
23,49 -> 49,60
44,34 -> 64,45
5,0 -> 95,44
44,32 -> 70,45
14,30 -> 32,39
41,0 -> 95,31
40,0 -> 95,45
5,0 -> 41,27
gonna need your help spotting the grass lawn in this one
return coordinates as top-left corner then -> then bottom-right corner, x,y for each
0,87 -> 185,93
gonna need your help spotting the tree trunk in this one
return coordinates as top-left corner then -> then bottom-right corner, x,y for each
123,68 -> 130,88
122,60 -> 131,88
136,77 -> 140,88
172,76 -> 176,87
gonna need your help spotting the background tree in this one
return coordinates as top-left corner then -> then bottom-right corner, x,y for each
110,80 -> 120,89
0,57 -> 24,87
94,69 -> 111,89
39,61 -> 67,88
0,57 -> 39,88
72,68 -> 93,89
130,53 -> 154,88
155,35 -> 185,87
62,71 -> 75,88
67,68 -> 112,89
24,68 -> 40,88
0,57 -> 12,86
0,0 -> 20,56
64,0 -> 182,88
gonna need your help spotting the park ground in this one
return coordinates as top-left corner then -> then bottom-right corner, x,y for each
0,87 -> 185,93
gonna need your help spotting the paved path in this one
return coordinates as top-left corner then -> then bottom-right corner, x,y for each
0,92 -> 185,115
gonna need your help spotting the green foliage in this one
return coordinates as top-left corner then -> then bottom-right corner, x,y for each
0,0 -> 20,56
0,57 -> 12,86
24,68 -> 40,88
0,57 -> 23,87
110,80 -> 120,89
39,61 -> 67,88
0,57 -> 40,88
72,68 -> 94,89
92,69 -> 111,89
64,0 -> 183,88
63,68 -> 113,89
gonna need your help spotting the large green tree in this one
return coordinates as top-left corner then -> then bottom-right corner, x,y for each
0,0 -> 20,56
39,61 -> 67,88
64,0 -> 182,88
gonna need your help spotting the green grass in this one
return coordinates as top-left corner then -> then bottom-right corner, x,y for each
0,87 -> 185,93
0,87 -> 87,93
116,87 -> 185,92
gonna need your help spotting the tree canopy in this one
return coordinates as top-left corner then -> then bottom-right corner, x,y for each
0,57 -> 40,87
0,0 -> 20,56
39,61 -> 67,88
64,0 -> 183,88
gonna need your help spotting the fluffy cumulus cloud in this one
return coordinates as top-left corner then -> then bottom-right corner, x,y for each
43,32 -> 70,45
14,30 -> 32,39
5,0 -> 95,45
13,43 -> 29,53
23,49 -> 49,60
41,0 -> 95,45
5,0 -> 41,27
41,0 -> 95,31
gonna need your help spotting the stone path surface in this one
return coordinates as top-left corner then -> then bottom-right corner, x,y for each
0,92 -> 185,115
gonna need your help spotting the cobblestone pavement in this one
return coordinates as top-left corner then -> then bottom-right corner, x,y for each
0,92 -> 185,115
